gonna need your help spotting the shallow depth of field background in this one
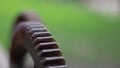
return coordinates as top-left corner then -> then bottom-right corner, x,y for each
0,0 -> 120,68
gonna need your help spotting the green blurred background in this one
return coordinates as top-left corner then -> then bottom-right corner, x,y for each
0,0 -> 120,68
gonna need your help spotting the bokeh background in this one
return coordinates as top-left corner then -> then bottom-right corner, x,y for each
0,0 -> 120,68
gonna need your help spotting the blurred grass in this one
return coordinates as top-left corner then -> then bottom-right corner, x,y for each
0,0 -> 120,67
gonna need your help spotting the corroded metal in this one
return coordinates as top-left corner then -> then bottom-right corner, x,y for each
10,12 -> 67,68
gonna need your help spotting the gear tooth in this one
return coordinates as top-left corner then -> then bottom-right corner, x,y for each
25,22 -> 41,25
38,49 -> 61,57
28,24 -> 44,28
35,42 -> 58,50
43,57 -> 65,66
28,27 -> 47,35
40,42 -> 57,46
30,32 -> 51,40
25,23 -> 42,30
47,65 -> 67,68
31,28 -> 47,32
33,36 -> 54,44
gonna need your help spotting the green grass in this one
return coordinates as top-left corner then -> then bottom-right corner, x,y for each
0,0 -> 120,67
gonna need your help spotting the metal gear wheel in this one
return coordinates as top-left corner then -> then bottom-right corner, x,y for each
10,12 -> 67,68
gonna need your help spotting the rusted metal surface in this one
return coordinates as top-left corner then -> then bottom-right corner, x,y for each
10,12 -> 67,68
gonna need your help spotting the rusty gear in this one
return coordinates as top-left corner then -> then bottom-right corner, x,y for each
10,12 -> 67,68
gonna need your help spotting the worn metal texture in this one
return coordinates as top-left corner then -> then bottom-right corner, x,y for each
10,12 -> 67,68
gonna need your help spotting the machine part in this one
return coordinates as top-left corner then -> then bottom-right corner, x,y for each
10,12 -> 67,68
